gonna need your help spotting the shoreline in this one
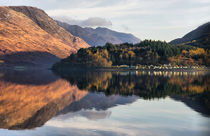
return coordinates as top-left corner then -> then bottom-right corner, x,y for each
1,64 -> 210,73
52,66 -> 210,72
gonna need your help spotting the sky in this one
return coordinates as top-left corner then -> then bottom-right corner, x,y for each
1,0 -> 210,41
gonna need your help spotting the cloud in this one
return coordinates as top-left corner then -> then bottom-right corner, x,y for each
54,16 -> 112,27
121,25 -> 130,31
56,109 -> 112,121
80,17 -> 112,27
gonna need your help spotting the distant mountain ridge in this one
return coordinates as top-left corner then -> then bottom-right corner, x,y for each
0,6 -> 89,67
170,22 -> 210,49
56,20 -> 140,46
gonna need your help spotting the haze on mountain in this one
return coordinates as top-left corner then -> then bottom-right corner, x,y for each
0,6 -> 89,67
170,22 -> 210,49
56,20 -> 140,47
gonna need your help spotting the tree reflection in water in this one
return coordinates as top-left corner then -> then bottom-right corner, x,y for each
0,69 -> 209,131
55,70 -> 210,116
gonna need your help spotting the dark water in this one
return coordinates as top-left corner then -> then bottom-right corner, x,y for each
0,69 -> 210,136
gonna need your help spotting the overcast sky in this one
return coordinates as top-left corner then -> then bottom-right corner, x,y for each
1,0 -> 210,41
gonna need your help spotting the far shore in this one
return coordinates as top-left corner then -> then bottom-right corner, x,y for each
53,66 -> 210,72
1,64 -> 209,73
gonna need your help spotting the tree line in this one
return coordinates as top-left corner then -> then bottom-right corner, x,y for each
53,40 -> 209,68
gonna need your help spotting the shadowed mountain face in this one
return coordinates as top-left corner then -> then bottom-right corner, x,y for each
170,22 -> 210,49
0,51 -> 60,68
56,21 -> 140,46
0,6 -> 89,67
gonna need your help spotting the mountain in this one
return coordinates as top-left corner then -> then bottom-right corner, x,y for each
170,22 -> 210,49
56,20 -> 140,46
0,6 -> 89,67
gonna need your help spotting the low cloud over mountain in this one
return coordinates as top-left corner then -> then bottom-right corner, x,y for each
54,16 -> 112,27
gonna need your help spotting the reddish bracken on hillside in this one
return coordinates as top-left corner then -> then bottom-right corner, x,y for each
0,6 -> 90,67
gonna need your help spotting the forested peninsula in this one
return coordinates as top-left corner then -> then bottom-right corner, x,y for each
53,40 -> 210,69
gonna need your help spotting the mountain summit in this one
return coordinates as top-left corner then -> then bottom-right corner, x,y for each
0,6 -> 89,67
56,21 -> 140,46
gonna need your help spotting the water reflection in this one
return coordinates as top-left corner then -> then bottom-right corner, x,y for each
0,69 -> 88,130
59,93 -> 138,114
55,70 -> 210,116
0,69 -> 58,85
0,69 -> 209,136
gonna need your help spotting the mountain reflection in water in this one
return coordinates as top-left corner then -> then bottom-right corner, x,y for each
0,69 -> 209,136
0,69 -> 88,129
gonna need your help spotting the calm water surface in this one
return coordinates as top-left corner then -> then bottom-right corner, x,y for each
0,69 -> 209,136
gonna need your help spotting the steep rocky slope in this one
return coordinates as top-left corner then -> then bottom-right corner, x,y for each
170,22 -> 210,49
0,6 -> 89,67
56,20 -> 140,46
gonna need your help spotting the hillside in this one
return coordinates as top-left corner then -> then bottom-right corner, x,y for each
170,22 -> 210,49
56,20 -> 140,46
0,6 -> 89,67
